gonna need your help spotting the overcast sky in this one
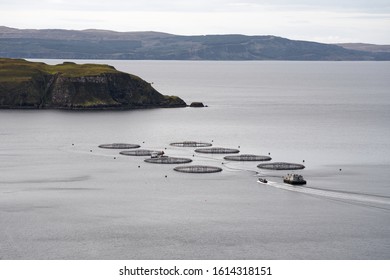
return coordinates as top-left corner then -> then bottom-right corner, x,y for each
1,0 -> 389,44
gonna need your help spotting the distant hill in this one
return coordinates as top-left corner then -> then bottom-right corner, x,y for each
1,26 -> 389,61
336,43 -> 390,53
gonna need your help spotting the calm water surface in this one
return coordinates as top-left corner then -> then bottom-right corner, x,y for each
1,60 -> 389,259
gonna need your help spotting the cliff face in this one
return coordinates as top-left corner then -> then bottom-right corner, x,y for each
0,58 -> 186,109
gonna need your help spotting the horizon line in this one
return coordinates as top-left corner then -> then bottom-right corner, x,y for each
1,25 -> 389,46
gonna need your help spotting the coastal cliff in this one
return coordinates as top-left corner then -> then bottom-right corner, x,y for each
0,58 -> 186,109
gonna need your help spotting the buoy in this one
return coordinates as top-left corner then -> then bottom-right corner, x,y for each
268,152 -> 271,155
90,150 -> 92,152
114,157 -> 116,159
339,168 -> 342,171
72,143 -> 74,146
238,145 -> 240,148
138,165 -> 140,168
165,175 -> 167,178
303,160 -> 305,163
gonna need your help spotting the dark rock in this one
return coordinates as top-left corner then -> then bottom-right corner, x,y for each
189,102 -> 205,108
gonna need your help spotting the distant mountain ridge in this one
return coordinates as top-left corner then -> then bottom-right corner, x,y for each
1,26 -> 389,60
336,43 -> 390,53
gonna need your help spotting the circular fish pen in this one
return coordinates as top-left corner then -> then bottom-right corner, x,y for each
224,154 -> 272,161
98,143 -> 140,149
170,141 -> 212,147
174,165 -> 223,173
120,149 -> 162,156
144,157 -> 192,164
257,162 -> 305,170
195,147 -> 240,154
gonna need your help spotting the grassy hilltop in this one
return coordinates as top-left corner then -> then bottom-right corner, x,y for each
0,58 -> 118,80
0,58 -> 186,109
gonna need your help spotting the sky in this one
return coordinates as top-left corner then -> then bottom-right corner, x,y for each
0,0 -> 389,44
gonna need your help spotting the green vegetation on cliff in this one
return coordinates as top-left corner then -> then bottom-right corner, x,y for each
0,58 -> 186,109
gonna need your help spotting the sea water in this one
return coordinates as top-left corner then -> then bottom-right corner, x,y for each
0,60 -> 389,259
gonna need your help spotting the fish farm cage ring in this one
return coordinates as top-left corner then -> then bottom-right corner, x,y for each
257,162 -> 305,170
170,141 -> 212,147
224,154 -> 272,161
144,157 -> 193,164
195,147 -> 240,154
174,165 -> 223,173
98,143 -> 140,149
120,149 -> 162,156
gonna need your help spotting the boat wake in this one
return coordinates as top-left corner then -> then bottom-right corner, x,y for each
262,180 -> 390,209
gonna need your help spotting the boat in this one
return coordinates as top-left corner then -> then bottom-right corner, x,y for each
258,178 -> 268,184
283,173 -> 306,185
150,151 -> 165,158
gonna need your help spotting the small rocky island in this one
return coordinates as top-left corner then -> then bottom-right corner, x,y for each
189,102 -> 205,108
0,58 -> 186,109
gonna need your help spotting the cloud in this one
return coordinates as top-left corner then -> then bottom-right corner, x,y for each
3,0 -> 389,13
0,0 -> 389,43
228,0 -> 390,12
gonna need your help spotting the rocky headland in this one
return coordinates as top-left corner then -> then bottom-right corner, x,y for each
0,58 -> 186,109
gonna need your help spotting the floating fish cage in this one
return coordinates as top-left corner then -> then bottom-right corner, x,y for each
170,141 -> 212,147
224,154 -> 272,161
144,157 -> 192,164
120,149 -> 161,156
174,165 -> 223,173
195,147 -> 240,154
98,143 -> 140,149
257,162 -> 305,170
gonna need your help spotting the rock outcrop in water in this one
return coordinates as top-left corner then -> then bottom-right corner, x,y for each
189,102 -> 205,108
0,58 -> 186,109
